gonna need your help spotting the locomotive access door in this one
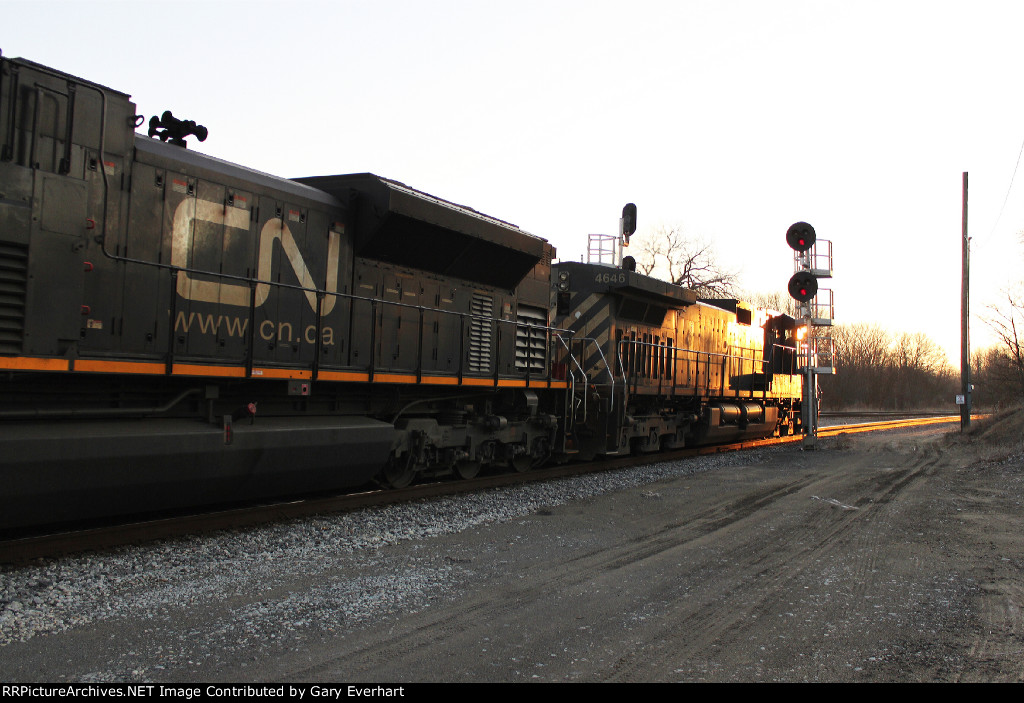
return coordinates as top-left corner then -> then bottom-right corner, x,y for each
79,154 -> 129,355
420,279 -> 461,375
170,178 -> 253,363
117,161 -> 177,359
377,271 -> 420,373
22,170 -> 90,356
251,197 -> 311,366
245,196 -> 350,370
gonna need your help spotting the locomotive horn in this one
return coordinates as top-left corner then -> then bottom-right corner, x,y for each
148,110 -> 209,148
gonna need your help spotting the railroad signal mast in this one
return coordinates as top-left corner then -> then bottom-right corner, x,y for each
786,222 -> 835,449
587,203 -> 638,267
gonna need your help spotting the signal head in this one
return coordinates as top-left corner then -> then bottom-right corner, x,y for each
621,203 -> 637,237
786,221 -> 816,252
788,271 -> 818,303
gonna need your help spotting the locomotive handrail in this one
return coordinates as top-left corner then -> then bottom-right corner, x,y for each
554,334 -> 589,424
554,333 -> 622,449
616,337 -> 784,399
567,335 -> 616,408
87,149 -> 579,386
325,288 -> 575,384
84,159 -> 575,370
0,58 -> 17,161
619,340 -> 773,370
767,342 -> 800,375
157,261 -> 577,386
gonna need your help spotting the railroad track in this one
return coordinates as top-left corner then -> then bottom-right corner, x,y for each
817,415 -> 965,436
820,410 -> 960,419
0,415 -> 968,564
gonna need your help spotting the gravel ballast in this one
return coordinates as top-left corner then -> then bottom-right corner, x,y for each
0,448 -> 774,681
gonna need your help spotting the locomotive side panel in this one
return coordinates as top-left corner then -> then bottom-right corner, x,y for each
115,138 -> 354,371
1,58 -> 136,359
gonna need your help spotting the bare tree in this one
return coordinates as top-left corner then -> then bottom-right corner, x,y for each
632,224 -> 740,297
888,331 -> 954,409
972,345 -> 1022,407
742,290 -> 800,317
983,290 -> 1024,399
825,323 -> 893,408
891,332 -> 947,376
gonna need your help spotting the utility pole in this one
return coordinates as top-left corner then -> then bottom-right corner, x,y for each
960,172 -> 971,431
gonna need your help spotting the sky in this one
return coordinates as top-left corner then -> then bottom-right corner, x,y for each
4,0 -> 1024,368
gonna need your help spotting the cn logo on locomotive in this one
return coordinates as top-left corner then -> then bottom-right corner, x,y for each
170,199 -> 343,314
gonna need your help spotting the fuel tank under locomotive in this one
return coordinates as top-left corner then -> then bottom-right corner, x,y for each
699,402 -> 780,443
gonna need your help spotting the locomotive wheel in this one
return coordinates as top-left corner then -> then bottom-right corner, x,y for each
382,458 -> 417,489
454,459 -> 481,480
512,455 -> 532,473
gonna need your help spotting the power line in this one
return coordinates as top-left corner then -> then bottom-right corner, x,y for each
981,133 -> 1024,249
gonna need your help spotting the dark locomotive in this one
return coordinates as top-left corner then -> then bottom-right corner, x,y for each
0,56 -> 802,533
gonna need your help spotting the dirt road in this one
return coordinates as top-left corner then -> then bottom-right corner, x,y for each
272,424 -> 1023,682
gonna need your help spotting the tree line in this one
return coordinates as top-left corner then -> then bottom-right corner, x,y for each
817,295 -> 1024,410
817,323 -> 957,410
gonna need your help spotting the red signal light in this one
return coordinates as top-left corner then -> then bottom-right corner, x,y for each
786,222 -> 816,253
788,271 -> 818,303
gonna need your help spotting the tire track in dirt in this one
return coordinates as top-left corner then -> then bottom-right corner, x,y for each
944,455 -> 1024,683
593,450 -> 944,681
279,473 -> 823,679
286,449 -> 946,681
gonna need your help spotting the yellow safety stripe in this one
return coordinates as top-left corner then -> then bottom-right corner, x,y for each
0,356 -> 568,389
0,356 -> 70,372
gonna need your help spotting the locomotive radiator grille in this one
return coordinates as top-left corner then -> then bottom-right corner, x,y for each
0,239 -> 28,354
515,305 -> 547,374
468,293 -> 493,373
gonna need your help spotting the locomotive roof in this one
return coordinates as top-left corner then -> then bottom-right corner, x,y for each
554,261 -> 698,307
134,136 -> 344,209
5,57 -> 132,99
297,173 -> 551,290
698,299 -> 752,314
133,139 -> 550,290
